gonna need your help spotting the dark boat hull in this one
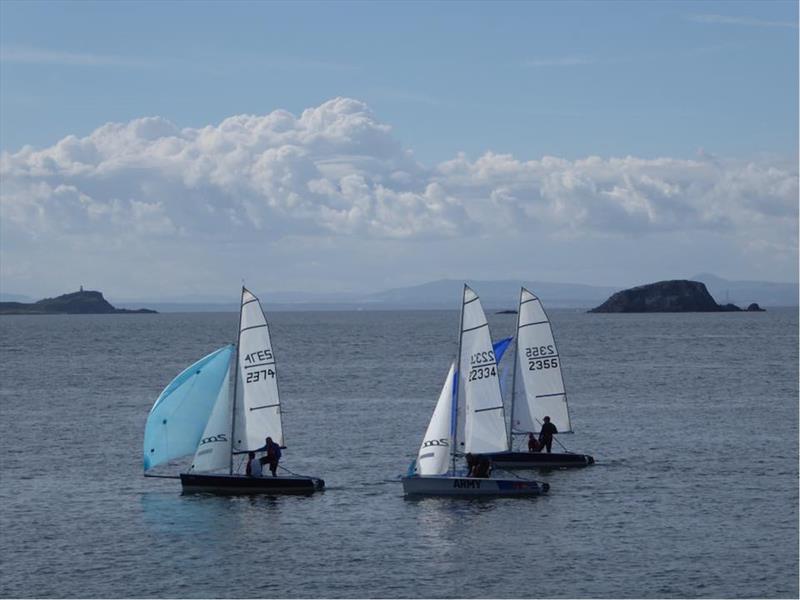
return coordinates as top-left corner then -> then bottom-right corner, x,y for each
486,451 -> 594,469
402,475 -> 549,497
180,473 -> 324,495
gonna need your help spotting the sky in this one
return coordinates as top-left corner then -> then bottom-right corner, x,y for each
0,0 -> 797,299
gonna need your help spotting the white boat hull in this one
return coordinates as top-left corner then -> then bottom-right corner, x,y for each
401,475 -> 548,497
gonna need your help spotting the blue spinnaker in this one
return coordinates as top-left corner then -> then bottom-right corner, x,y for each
493,336 -> 513,363
143,345 -> 234,471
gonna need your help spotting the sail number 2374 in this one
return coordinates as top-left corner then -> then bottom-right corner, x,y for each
246,369 -> 275,383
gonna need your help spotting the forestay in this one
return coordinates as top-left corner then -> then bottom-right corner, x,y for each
458,286 -> 509,454
512,287 -> 573,434
416,363 -> 455,476
143,345 -> 234,471
233,288 -> 284,452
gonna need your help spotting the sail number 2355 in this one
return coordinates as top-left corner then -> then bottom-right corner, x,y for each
526,345 -> 558,371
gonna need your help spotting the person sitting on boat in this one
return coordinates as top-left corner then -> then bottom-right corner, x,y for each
257,436 -> 282,477
465,453 -> 478,477
528,432 -> 542,453
246,451 -> 262,477
473,456 -> 492,478
538,416 -> 558,453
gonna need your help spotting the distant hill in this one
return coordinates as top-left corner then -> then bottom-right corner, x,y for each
358,279 -> 619,309
691,274 -> 798,307
0,290 -> 156,315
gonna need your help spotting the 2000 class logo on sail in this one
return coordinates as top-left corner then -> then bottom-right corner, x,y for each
200,433 -> 228,445
422,438 -> 449,448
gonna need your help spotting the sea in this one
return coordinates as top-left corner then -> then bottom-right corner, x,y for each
0,308 -> 797,598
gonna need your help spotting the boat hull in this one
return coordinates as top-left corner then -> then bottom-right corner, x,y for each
485,451 -> 594,469
180,473 -> 324,495
401,475 -> 548,497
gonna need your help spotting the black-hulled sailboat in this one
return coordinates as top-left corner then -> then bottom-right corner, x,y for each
401,284 -> 549,496
143,287 -> 324,494
485,287 -> 594,469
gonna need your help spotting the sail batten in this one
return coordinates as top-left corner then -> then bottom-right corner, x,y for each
511,287 -> 573,434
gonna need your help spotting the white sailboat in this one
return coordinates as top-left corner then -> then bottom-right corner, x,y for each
402,284 -> 549,497
143,287 -> 324,494
485,287 -> 594,468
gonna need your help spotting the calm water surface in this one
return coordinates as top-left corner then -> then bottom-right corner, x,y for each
1,309 -> 797,598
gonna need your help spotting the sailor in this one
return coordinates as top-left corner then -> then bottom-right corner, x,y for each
246,451 -> 262,477
257,436 -> 282,477
465,453 -> 478,477
528,432 -> 542,453
538,416 -> 558,453
473,456 -> 492,478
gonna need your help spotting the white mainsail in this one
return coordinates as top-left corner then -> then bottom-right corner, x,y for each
511,287 -> 573,434
189,364 -> 233,473
458,285 -> 509,454
233,288 -> 284,452
416,363 -> 455,476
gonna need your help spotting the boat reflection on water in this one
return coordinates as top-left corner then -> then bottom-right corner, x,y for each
139,492 -> 283,536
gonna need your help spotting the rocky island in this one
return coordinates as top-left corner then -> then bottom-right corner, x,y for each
589,280 -> 765,313
0,290 -> 156,315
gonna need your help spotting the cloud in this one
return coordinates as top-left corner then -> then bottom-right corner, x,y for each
687,14 -> 798,29
2,97 -> 796,249
1,97 -> 797,296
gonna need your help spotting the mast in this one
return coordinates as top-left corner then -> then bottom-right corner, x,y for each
229,286 -> 245,475
508,286 -> 523,450
451,283 -> 467,475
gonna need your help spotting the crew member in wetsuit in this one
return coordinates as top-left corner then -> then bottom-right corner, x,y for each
528,432 -> 542,452
538,416 -> 558,453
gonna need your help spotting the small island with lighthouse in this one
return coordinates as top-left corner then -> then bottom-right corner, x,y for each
0,287 -> 156,315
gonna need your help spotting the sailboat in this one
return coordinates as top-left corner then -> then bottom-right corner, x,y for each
143,287 -> 325,494
485,287 -> 594,468
401,284 -> 549,497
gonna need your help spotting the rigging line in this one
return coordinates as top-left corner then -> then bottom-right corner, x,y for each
278,464 -> 314,478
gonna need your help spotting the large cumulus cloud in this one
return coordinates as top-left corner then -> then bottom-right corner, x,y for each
2,97 -> 796,245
